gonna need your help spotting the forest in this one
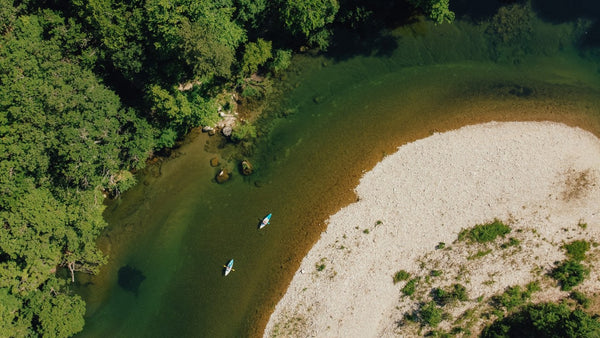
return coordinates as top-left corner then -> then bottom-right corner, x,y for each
1,0 -> 598,336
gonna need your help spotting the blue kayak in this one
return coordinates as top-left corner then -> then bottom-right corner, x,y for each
259,213 -> 272,229
224,259 -> 234,276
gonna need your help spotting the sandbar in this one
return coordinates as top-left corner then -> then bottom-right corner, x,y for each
264,121 -> 600,337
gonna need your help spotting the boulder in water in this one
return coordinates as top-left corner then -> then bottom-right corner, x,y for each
216,168 -> 230,183
241,160 -> 253,175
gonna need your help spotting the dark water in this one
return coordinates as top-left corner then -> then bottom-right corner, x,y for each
77,8 -> 600,338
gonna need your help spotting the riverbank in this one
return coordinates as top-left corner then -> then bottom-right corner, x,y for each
264,121 -> 600,337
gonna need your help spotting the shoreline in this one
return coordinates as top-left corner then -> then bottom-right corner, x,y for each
263,121 -> 600,337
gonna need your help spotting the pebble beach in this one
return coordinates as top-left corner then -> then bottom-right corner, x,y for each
264,121 -> 600,337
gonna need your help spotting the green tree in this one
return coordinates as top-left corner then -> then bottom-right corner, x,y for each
278,0 -> 339,49
70,0 -> 146,80
234,0 -> 268,28
26,280 -> 86,337
408,0 -> 455,24
0,0 -> 18,34
241,38 -> 273,75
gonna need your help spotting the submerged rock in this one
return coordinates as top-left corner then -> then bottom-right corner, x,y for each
241,160 -> 253,175
216,168 -> 230,183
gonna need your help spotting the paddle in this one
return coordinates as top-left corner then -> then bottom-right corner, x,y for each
223,266 -> 235,271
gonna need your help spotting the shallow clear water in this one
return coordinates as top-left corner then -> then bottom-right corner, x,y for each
77,13 -> 600,338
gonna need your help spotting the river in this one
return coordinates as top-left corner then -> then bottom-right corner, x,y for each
76,4 -> 600,337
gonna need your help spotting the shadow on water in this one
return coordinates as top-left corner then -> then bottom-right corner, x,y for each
531,0 -> 600,23
117,265 -> 146,296
530,0 -> 600,48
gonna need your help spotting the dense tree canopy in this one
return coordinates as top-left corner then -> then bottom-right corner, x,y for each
0,8 -> 152,336
482,303 -> 600,338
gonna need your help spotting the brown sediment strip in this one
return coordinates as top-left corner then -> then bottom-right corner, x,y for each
249,83 -> 600,337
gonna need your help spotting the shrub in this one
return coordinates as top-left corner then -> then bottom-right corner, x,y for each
269,49 -> 292,75
431,270 -> 443,277
481,303 -> 600,337
551,260 -> 590,291
563,240 -> 590,261
525,281 -> 540,294
394,270 -> 410,284
493,285 -> 531,311
570,291 -> 590,309
501,237 -> 520,249
420,301 -> 444,327
231,123 -> 257,142
436,242 -> 446,249
432,284 -> 468,306
458,219 -> 511,243
402,278 -> 419,296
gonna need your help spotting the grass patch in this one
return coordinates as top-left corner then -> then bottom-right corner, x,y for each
563,240 -> 590,261
468,249 -> 492,260
436,242 -> 446,249
393,270 -> 410,284
458,219 -> 511,243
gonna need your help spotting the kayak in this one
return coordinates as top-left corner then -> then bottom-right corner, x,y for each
224,259 -> 234,276
259,213 -> 272,229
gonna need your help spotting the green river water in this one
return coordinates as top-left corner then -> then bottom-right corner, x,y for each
77,7 -> 600,338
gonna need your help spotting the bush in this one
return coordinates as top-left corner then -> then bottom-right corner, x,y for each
420,301 -> 444,327
432,284 -> 468,306
493,285 -> 531,311
269,49 -> 292,75
526,281 -> 540,294
481,303 -> 600,337
231,123 -> 257,142
570,291 -> 590,309
501,237 -> 520,249
402,278 -> 419,296
393,270 -> 410,284
563,240 -> 590,262
431,270 -> 443,277
458,219 -> 511,243
551,260 -> 590,291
